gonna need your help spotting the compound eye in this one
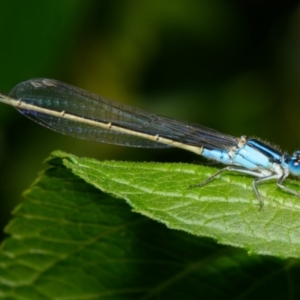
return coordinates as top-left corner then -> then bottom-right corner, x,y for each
289,152 -> 300,176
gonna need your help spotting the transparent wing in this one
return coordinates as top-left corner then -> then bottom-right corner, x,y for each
8,78 -> 239,150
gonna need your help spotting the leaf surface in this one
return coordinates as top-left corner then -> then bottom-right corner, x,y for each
52,150 -> 300,259
1,151 -> 300,299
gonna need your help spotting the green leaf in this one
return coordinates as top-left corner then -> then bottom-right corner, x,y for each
1,151 -> 300,299
51,150 -> 300,259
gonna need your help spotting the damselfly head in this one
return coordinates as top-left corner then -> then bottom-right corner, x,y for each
288,151 -> 300,176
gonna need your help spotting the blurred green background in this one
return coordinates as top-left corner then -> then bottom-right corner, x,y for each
0,1 -> 300,241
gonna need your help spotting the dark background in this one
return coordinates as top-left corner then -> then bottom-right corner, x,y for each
0,1 -> 300,241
